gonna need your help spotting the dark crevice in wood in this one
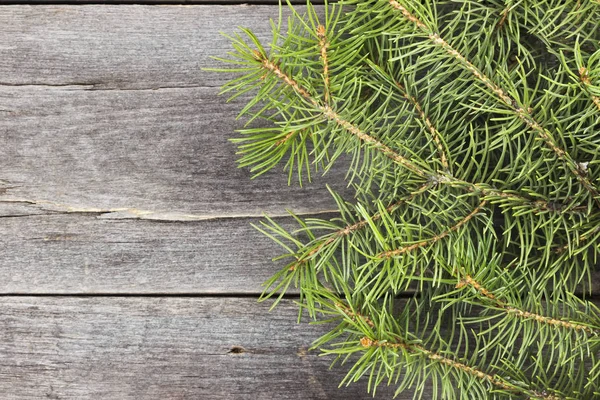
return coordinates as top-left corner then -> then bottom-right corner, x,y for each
0,81 -> 222,90
1,292 -> 597,300
0,292 -> 299,298
228,345 -> 247,354
0,292 -> 422,298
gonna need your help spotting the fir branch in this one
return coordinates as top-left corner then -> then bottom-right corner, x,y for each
358,337 -> 521,393
275,130 -> 299,146
329,298 -> 527,395
456,275 -> 597,334
393,79 -> 449,171
217,2 -> 600,398
386,0 -> 600,207
255,51 -> 428,177
378,200 -> 486,259
337,302 -> 375,327
289,183 -> 429,271
254,49 -> 585,214
316,24 -> 331,104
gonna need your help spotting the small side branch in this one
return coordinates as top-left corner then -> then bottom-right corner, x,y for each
496,7 -> 510,30
336,300 -> 562,399
556,224 -> 600,254
395,80 -> 449,170
316,25 -> 331,104
359,336 -> 517,393
258,54 -> 427,177
379,201 -> 486,259
289,185 -> 429,270
579,66 -> 600,112
337,303 -> 375,327
456,275 -> 597,334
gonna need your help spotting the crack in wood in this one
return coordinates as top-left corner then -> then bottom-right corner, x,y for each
0,198 -> 338,221
0,82 -> 220,91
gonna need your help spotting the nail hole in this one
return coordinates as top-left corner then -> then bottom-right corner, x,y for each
228,346 -> 246,354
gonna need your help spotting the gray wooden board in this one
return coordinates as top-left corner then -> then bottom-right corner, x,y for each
0,297 -> 401,399
1,210 -> 598,294
0,4 -> 358,295
1,0 -> 319,3
0,212 -> 329,294
0,5 -> 314,89
0,85 -> 352,218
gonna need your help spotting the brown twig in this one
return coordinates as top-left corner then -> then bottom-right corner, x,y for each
579,66 -> 600,112
359,336 -> 517,392
316,25 -> 331,104
456,275 -> 596,334
395,80 -> 449,170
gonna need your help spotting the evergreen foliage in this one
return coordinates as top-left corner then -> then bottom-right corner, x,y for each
214,1 -> 600,398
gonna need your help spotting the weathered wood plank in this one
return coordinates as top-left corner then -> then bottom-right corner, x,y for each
0,85 -> 351,218
0,5 -> 308,89
0,212 -> 317,294
0,0 -> 317,3
1,211 -> 598,294
0,297 -> 401,399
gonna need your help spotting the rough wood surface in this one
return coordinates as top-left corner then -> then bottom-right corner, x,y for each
0,212 -> 323,294
0,297 -> 400,399
0,5 -> 304,89
0,5 -> 352,216
0,85 -> 351,218
0,5 -> 357,296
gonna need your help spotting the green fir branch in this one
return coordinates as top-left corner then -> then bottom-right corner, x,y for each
213,1 -> 600,398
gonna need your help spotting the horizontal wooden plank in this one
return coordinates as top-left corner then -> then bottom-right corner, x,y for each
0,85 -> 351,218
0,5 -> 307,89
2,210 -> 598,295
0,212 -> 319,294
0,297 -> 400,399
0,0 -> 319,4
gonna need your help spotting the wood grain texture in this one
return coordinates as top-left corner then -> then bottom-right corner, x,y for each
1,0 -> 316,3
0,5 -> 353,218
0,212 -> 325,294
0,5 -> 305,89
0,297 -> 401,399
0,5 -> 598,399
0,85 -> 352,218
0,4 -> 357,296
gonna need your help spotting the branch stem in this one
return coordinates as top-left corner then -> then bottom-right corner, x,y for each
379,200 -> 487,259
289,184 -> 429,270
317,25 -> 331,104
456,275 -> 597,334
579,66 -> 600,112
394,80 -> 449,170
256,53 -> 585,214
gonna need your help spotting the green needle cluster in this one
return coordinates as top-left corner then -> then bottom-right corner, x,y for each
213,1 -> 600,398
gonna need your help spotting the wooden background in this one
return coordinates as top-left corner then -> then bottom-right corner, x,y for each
0,3 -> 597,399
0,4 -> 403,399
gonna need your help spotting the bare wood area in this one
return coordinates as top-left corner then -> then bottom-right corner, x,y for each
0,297 -> 399,399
